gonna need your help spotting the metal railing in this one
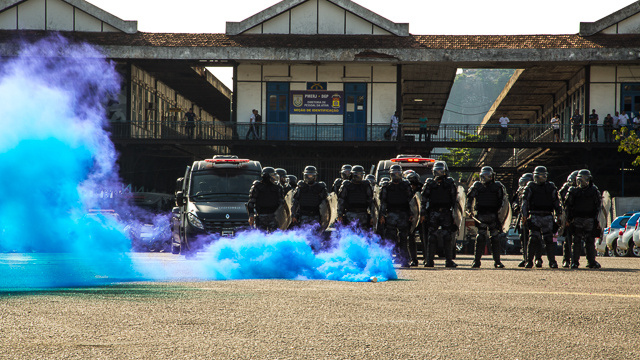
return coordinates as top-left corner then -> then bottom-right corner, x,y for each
108,120 -> 626,144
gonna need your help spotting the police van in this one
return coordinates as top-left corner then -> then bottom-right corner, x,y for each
374,154 -> 435,183
172,155 -> 262,257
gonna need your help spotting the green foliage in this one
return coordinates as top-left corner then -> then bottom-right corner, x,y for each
615,127 -> 640,166
441,131 -> 486,181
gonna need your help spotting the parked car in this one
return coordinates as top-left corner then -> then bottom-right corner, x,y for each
504,227 -> 522,255
618,213 -> 640,257
631,220 -> 640,257
602,212 -> 639,257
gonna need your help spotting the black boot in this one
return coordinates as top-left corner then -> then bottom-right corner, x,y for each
524,261 -> 534,268
445,261 -> 457,268
518,260 -> 526,267
471,260 -> 481,268
587,261 -> 601,269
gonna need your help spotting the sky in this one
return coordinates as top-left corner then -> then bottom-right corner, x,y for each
85,0 -> 637,88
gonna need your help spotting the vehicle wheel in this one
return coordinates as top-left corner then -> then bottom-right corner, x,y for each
607,246 -> 615,257
632,242 -> 640,257
615,243 -> 629,257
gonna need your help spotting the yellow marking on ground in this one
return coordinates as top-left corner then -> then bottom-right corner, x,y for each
459,290 -> 640,299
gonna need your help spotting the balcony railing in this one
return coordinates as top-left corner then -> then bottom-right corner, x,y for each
108,120 -> 625,144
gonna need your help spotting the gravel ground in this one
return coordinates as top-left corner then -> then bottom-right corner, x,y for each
1,254 -> 639,360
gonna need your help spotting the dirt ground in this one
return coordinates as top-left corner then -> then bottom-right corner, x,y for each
1,254 -> 639,359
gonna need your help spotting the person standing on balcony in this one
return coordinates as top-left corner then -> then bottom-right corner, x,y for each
570,109 -> 583,142
498,113 -> 509,141
418,112 -> 429,142
246,109 -> 259,140
254,109 -> 262,139
603,113 -> 614,142
184,108 -> 196,139
390,111 -> 399,141
588,109 -> 599,142
550,113 -> 561,142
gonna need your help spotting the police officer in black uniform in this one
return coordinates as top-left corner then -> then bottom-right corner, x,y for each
332,164 -> 352,194
558,170 -> 579,268
337,165 -> 374,229
276,168 -> 292,196
379,164 -> 415,267
405,170 -> 423,267
522,166 -> 562,268
513,173 -> 538,267
247,167 -> 285,232
287,174 -> 298,189
466,166 -> 506,268
291,166 -> 328,227
564,169 -> 602,269
420,161 -> 458,268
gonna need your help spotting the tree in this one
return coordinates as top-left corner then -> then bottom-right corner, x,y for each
440,131 -> 487,181
615,128 -> 640,165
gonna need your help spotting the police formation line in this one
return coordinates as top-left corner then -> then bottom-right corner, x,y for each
246,163 -> 603,270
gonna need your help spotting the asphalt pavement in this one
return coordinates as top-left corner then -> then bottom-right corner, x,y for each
1,254 -> 639,359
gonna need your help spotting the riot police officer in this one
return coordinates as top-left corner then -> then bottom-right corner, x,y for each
333,164 -> 352,194
291,166 -> 328,227
405,171 -> 423,267
559,170 -> 579,268
513,173 -> 539,267
337,165 -> 374,229
287,174 -> 298,189
247,167 -> 285,232
365,174 -> 377,192
522,166 -> 562,268
380,164 -> 415,267
276,168 -> 292,196
564,169 -> 602,269
466,166 -> 506,268
420,161 -> 458,268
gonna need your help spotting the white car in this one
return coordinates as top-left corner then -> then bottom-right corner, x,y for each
601,213 -> 636,256
632,221 -> 640,257
614,213 -> 640,257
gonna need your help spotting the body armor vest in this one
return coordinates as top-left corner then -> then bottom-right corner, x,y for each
427,179 -> 454,208
299,183 -> 322,212
571,187 -> 599,217
255,183 -> 280,214
346,182 -> 368,210
475,182 -> 501,213
386,182 -> 411,212
529,183 -> 554,212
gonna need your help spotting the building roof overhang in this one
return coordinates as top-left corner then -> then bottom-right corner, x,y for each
580,0 -> 640,36
225,0 -> 409,36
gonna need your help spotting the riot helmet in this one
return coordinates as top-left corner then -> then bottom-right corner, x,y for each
533,166 -> 548,185
519,173 -> 533,187
567,170 -> 579,186
479,166 -> 495,184
303,166 -> 317,184
389,164 -> 403,183
275,168 -> 288,185
262,167 -> 279,185
287,175 -> 298,187
406,172 -> 421,187
365,174 -> 376,184
379,177 -> 391,186
403,170 -> 416,179
340,164 -> 352,180
432,161 -> 449,178
351,165 -> 365,182
576,169 -> 592,189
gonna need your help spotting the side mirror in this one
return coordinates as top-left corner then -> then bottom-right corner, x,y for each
176,191 -> 185,206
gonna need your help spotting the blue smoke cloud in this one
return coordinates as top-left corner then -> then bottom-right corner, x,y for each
0,36 -> 396,290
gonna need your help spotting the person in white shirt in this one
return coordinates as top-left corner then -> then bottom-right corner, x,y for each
618,110 -> 629,128
499,114 -> 510,141
550,114 -> 561,142
612,111 -> 620,129
390,111 -> 399,141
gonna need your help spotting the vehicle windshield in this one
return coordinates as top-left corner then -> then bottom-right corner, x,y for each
190,169 -> 260,201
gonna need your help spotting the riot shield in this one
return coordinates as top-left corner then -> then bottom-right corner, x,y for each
598,190 -> 612,234
372,184 -> 382,233
409,193 -> 421,233
496,181 -> 512,233
320,192 -> 338,231
453,185 -> 466,238
275,190 -> 294,230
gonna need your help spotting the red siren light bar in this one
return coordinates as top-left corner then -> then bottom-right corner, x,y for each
390,157 -> 436,163
205,158 -> 250,163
